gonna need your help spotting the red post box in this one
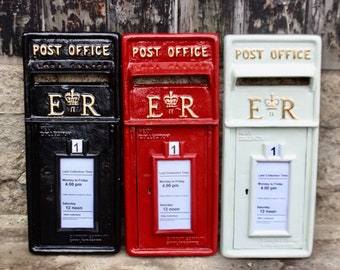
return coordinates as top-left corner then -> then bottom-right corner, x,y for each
122,33 -> 219,256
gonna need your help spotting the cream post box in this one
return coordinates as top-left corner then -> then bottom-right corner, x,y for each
221,35 -> 321,258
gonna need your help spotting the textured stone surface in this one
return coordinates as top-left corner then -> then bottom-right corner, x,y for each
0,65 -> 25,215
316,70 -> 340,225
0,113 -> 26,214
320,71 -> 340,128
0,215 -> 339,270
0,64 -> 24,114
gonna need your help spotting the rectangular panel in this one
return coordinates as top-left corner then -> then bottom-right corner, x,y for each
31,84 -> 114,117
221,35 -> 321,258
123,33 -> 219,256
221,126 -> 319,258
125,125 -> 219,256
250,161 -> 290,236
233,128 -> 304,250
122,33 -> 220,125
60,158 -> 94,229
23,33 -> 122,253
224,35 -> 321,127
26,122 -> 121,253
157,160 -> 191,231
137,127 -> 204,246
23,32 -> 121,119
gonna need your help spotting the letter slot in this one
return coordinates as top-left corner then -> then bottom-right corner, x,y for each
220,35 -> 321,258
23,33 -> 122,253
122,33 -> 220,256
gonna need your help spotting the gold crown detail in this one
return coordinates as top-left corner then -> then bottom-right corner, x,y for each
64,89 -> 81,106
265,94 -> 279,110
163,91 -> 179,108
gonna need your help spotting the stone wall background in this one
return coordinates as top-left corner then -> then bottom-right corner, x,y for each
0,0 -> 339,229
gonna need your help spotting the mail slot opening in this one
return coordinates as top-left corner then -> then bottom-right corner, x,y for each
24,32 -> 121,253
235,77 -> 310,86
123,33 -> 219,256
133,75 -> 208,85
221,35 -> 321,258
33,73 -> 109,83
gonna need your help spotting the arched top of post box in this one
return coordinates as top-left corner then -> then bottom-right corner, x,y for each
224,35 -> 321,128
23,32 -> 121,120
122,33 -> 220,125
23,32 -> 120,74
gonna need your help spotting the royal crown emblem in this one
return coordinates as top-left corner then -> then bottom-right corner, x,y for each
265,93 -> 279,110
163,91 -> 179,108
64,89 -> 81,106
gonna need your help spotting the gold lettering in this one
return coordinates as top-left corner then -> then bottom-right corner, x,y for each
281,98 -> 297,119
95,45 -> 101,56
146,47 -> 153,57
296,49 -> 303,59
182,47 -> 188,56
202,46 -> 208,57
68,44 -> 75,55
75,45 -> 81,55
235,49 -> 241,59
140,47 -> 147,57
132,47 -> 139,57
67,44 -> 111,56
279,49 -> 284,59
285,49 -> 292,59
132,46 -> 161,58
83,45 -> 90,55
235,48 -> 264,60
270,49 -> 277,59
249,98 -> 263,119
194,47 -> 201,57
250,49 -> 256,59
179,96 -> 199,118
32,44 -> 62,56
48,94 -> 64,116
147,96 -> 163,118
167,46 -> 209,58
103,45 -> 110,56
32,44 -> 40,55
168,47 -> 175,57
270,48 -> 312,60
176,46 -> 182,57
81,94 -> 101,116
55,44 -> 62,55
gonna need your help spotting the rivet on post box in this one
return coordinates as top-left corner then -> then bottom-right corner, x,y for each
23,33 -> 122,253
221,35 -> 321,258
122,33 -> 220,256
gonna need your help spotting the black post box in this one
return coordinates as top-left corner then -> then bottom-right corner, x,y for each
23,33 -> 121,253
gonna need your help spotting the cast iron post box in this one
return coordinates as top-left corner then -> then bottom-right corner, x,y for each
122,33 -> 219,256
221,35 -> 321,258
23,33 -> 122,253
